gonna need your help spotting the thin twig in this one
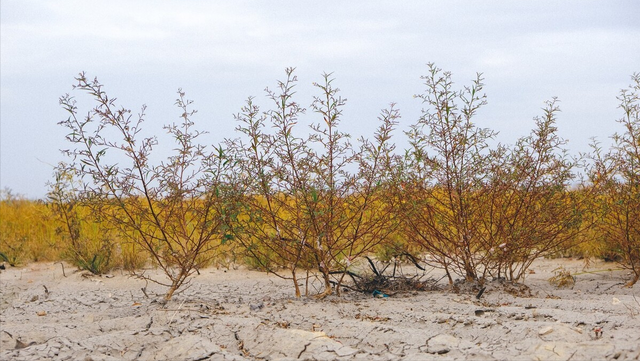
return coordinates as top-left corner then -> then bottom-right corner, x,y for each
58,262 -> 66,277
366,257 -> 379,276
402,252 -> 426,271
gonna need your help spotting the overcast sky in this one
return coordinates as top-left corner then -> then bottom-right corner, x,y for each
1,1 -> 639,199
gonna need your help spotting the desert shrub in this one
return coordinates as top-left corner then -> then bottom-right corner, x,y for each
57,74 -> 238,299
479,99 -> 592,281
47,170 -> 116,275
587,73 -> 640,286
0,189 -> 59,265
401,63 -> 497,283
401,64 -> 591,284
227,69 -> 401,297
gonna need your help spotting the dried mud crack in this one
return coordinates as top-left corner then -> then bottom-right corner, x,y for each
1,259 -> 640,360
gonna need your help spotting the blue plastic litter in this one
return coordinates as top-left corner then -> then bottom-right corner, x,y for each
372,290 -> 389,298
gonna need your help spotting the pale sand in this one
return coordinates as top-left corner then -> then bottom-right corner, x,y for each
1,258 -> 639,360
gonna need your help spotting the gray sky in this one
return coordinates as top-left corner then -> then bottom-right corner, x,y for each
2,1 -> 639,199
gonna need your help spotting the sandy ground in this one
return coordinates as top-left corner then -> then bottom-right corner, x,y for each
1,258 -> 640,361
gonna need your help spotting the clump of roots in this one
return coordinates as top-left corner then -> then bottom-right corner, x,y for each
548,267 -> 576,289
347,256 -> 442,295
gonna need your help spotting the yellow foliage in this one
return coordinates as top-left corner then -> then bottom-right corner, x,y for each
0,195 -> 60,265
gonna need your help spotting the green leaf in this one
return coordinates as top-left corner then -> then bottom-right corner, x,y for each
221,233 -> 234,245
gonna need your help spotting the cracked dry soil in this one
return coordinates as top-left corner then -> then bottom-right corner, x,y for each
1,258 -> 640,361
